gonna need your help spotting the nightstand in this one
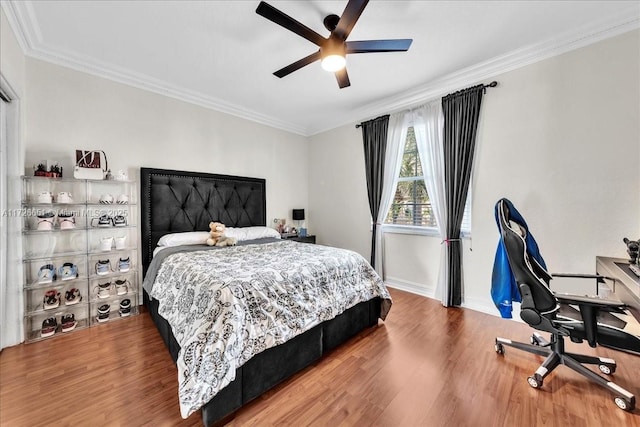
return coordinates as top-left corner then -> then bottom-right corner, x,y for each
283,235 -> 316,244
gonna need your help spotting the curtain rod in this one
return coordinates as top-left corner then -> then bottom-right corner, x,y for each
355,81 -> 498,128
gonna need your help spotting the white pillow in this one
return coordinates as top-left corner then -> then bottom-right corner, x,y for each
157,231 -> 210,247
226,226 -> 281,241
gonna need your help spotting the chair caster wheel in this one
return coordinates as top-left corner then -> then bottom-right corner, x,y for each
614,396 -> 634,411
527,375 -> 542,389
495,342 -> 504,355
598,364 -> 615,375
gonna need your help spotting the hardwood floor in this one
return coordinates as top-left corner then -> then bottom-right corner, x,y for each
1,287 -> 639,426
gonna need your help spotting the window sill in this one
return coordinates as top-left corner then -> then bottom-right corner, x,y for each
381,224 -> 471,239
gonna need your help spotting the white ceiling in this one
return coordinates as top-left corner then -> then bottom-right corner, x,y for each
3,1 -> 639,136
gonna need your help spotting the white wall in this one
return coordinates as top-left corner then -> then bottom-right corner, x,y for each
23,58 -> 309,224
309,29 -> 640,314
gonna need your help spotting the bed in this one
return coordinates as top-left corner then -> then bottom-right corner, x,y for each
140,167 -> 391,426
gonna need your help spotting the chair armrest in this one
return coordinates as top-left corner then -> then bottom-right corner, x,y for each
554,293 -> 626,309
554,293 -> 627,348
552,273 -> 616,282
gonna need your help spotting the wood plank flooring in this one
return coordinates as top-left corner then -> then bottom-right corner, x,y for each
1,287 -> 639,426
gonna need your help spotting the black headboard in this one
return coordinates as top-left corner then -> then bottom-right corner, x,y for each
140,168 -> 266,275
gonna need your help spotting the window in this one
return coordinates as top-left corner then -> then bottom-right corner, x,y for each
384,126 -> 471,233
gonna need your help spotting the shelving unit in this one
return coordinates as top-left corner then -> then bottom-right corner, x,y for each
22,176 -> 139,342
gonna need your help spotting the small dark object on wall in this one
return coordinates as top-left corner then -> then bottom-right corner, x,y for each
623,237 -> 640,264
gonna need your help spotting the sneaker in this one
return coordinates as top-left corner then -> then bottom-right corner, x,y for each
116,195 -> 129,204
37,191 -> 53,204
37,264 -> 57,283
95,259 -> 111,275
115,279 -> 129,295
58,211 -> 76,230
113,215 -> 127,227
65,288 -> 82,305
99,194 -> 114,204
36,211 -> 55,231
56,192 -> 73,204
91,215 -> 113,228
41,317 -> 57,337
117,257 -> 130,273
58,263 -> 78,281
96,282 -> 112,299
114,236 -> 127,250
97,304 -> 110,322
43,290 -> 61,310
61,313 -> 77,332
119,299 -> 131,317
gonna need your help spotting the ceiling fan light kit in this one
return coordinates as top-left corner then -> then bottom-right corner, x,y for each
256,0 -> 412,89
321,37 -> 347,72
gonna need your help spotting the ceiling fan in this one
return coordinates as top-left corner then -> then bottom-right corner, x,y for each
256,0 -> 413,89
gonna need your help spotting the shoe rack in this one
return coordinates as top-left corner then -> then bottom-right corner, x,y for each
21,176 -> 139,342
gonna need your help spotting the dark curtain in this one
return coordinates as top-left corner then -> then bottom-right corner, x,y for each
442,85 -> 485,306
361,115 -> 390,268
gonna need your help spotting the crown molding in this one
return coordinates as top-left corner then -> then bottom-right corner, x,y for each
3,0 -> 639,137
1,0 -> 309,136
308,8 -> 640,135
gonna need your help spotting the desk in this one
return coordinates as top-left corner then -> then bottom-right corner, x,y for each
596,256 -> 640,321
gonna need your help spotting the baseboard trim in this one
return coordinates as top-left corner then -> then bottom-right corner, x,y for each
385,277 -> 435,299
385,277 -> 522,321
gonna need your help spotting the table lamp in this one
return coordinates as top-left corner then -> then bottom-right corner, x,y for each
293,209 -> 306,237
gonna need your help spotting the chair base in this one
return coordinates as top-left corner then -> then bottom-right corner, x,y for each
495,333 -> 636,412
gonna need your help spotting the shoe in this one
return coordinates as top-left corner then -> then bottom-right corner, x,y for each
36,211 -> 55,231
119,299 -> 131,317
99,194 -> 114,204
58,211 -> 76,230
97,304 -> 110,322
37,191 -> 53,204
41,317 -> 57,337
116,195 -> 129,204
114,236 -> 127,250
37,264 -> 57,283
113,215 -> 127,227
43,290 -> 61,310
58,263 -> 78,281
96,282 -> 112,299
56,192 -> 73,204
117,257 -> 130,273
65,288 -> 82,305
99,237 -> 114,251
115,279 -> 129,295
95,259 -> 111,275
61,313 -> 77,332
91,215 -> 113,228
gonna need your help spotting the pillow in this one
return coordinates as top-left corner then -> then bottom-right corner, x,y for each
157,231 -> 210,247
225,226 -> 281,242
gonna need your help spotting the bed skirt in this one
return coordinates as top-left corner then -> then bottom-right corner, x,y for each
143,290 -> 381,426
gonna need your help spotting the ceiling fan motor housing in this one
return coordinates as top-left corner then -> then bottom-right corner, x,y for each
323,14 -> 340,32
321,36 -> 346,59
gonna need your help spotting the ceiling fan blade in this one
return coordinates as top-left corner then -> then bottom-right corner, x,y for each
346,39 -> 413,54
334,0 -> 369,40
335,68 -> 351,89
274,51 -> 321,78
256,2 -> 326,47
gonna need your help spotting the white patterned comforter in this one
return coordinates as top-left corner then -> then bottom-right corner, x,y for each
148,239 -> 391,418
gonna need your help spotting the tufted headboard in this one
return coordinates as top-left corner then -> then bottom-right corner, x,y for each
140,167 -> 266,275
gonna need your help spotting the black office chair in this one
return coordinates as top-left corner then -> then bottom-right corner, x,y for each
493,198 -> 640,411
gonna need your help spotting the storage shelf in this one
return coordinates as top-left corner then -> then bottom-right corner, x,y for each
22,176 -> 139,343
25,276 -> 86,290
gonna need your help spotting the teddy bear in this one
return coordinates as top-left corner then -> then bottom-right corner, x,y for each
207,222 -> 238,247
623,237 -> 640,264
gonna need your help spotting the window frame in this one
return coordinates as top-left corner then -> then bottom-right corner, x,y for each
383,124 -> 472,238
